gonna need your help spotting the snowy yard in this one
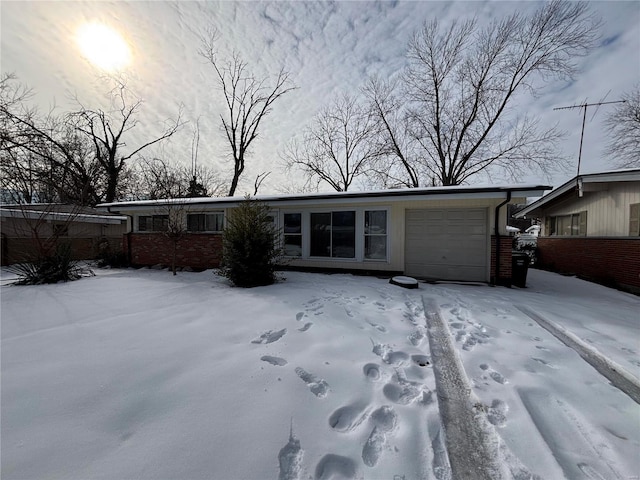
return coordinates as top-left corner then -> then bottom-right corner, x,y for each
1,267 -> 639,479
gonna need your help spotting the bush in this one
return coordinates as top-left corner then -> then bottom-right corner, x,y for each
9,243 -> 93,285
220,198 -> 281,287
96,251 -> 129,268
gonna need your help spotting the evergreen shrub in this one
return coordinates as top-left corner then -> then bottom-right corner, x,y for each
220,197 -> 281,287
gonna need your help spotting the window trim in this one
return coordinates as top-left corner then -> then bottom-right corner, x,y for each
280,207 -> 390,263
547,211 -> 587,236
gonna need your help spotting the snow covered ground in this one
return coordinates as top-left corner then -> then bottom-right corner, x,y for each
1,267 -> 638,480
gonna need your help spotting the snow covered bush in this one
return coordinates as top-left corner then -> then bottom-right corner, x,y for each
220,197 -> 281,287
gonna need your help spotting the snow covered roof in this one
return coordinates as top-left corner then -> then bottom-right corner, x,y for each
98,184 -> 552,211
515,169 -> 640,218
0,207 -> 127,224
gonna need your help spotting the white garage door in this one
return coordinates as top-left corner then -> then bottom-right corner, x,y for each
405,208 -> 488,282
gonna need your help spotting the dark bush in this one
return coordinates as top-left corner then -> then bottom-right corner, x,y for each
10,243 -> 93,285
97,251 -> 129,268
220,198 -> 281,287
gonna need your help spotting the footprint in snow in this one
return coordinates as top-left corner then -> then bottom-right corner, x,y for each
261,356 -> 288,366
252,329 -> 287,344
278,425 -> 304,480
479,364 -> 508,384
363,363 -> 382,382
487,399 -> 508,427
328,402 -> 369,432
314,454 -> 358,480
295,367 -> 330,398
298,322 -> 313,332
295,312 -> 305,321
362,405 -> 398,467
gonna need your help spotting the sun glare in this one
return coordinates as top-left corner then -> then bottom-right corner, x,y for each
77,22 -> 131,71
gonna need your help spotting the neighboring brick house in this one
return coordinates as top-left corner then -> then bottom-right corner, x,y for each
0,204 -> 127,265
99,184 -> 549,286
516,169 -> 640,294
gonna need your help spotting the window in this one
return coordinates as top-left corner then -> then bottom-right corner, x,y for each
630,203 -> 640,236
283,213 -> 302,257
364,210 -> 387,260
139,215 -> 168,232
548,211 -> 587,236
310,211 -> 355,258
52,224 -> 69,237
187,213 -> 224,232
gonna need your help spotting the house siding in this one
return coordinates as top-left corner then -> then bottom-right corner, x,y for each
537,237 -> 640,293
539,183 -> 640,236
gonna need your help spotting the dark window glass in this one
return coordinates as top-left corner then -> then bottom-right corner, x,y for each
331,211 -> 355,258
310,213 -> 331,257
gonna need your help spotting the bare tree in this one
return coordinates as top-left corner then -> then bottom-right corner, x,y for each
368,1 -> 599,186
282,94 -> 381,192
69,81 -> 183,203
199,30 -> 295,196
605,85 -> 640,168
1,74 -> 103,205
129,157 -> 227,200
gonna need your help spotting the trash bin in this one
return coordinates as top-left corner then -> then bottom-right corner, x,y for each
512,252 -> 530,288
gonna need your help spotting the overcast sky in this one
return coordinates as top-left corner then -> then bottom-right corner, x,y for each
2,1 -> 639,195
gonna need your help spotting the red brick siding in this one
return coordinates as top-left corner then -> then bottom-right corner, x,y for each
490,236 -> 513,286
1,236 -> 122,265
537,237 -> 640,292
127,233 -> 223,269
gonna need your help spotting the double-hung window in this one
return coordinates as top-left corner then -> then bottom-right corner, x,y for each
187,213 -> 224,232
310,211 -> 356,258
364,210 -> 387,260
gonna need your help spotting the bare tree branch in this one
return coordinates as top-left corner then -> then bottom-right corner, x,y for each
605,85 -> 640,168
199,30 -> 295,196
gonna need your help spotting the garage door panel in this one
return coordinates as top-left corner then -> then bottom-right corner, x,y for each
405,208 -> 488,282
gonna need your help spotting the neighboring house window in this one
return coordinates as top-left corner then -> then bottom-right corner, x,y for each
52,224 -> 69,237
283,213 -> 302,257
630,203 -> 640,236
548,211 -> 587,236
364,210 -> 387,260
187,213 -> 224,232
310,211 -> 355,258
139,215 -> 169,232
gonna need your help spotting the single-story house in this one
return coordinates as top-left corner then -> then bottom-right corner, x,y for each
0,204 -> 127,265
99,184 -> 549,286
515,169 -> 640,293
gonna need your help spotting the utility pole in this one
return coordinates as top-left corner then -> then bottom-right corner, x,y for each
554,100 -> 626,178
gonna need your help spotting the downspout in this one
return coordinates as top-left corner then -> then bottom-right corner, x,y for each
494,190 -> 512,286
108,206 -> 133,266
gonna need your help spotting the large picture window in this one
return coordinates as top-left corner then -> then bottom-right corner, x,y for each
310,211 -> 355,258
283,213 -> 302,257
187,213 -> 224,232
364,210 -> 387,260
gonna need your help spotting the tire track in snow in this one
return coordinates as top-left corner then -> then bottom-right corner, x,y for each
422,296 -> 510,480
516,305 -> 640,405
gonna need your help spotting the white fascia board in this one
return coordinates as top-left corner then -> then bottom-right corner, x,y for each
101,188 -> 549,213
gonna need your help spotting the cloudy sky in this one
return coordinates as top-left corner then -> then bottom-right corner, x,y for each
2,1 -> 639,195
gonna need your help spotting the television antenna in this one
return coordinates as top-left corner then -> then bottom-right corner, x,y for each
553,99 -> 626,178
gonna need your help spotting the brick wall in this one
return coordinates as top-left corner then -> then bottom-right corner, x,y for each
126,233 -> 223,269
490,235 -> 513,286
1,235 -> 122,266
537,237 -> 640,293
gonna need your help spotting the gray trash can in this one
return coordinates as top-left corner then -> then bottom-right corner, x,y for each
512,252 -> 530,288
